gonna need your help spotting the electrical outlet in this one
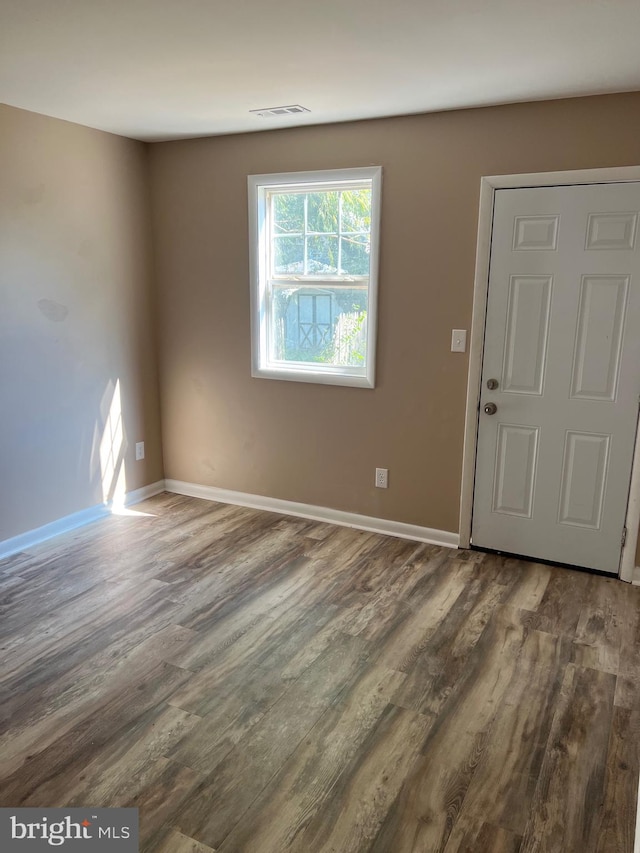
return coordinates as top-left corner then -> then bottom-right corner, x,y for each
375,467 -> 388,489
135,441 -> 145,461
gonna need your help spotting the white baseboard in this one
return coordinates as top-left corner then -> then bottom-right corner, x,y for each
122,480 -> 166,508
0,480 -> 166,560
632,565 -> 640,586
164,479 -> 459,548
636,772 -> 640,853
0,478 -> 459,561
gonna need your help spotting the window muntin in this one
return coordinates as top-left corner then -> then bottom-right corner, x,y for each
248,167 -> 381,387
270,186 -> 372,277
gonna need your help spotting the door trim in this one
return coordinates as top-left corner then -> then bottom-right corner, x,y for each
459,166 -> 640,581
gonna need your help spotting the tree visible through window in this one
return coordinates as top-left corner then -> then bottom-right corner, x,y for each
248,167 -> 381,387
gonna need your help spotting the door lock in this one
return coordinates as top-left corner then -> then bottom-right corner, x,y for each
486,378 -> 499,390
484,402 -> 497,415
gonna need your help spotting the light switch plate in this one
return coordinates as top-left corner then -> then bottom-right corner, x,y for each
451,329 -> 467,352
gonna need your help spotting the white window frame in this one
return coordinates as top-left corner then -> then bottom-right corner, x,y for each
248,166 -> 382,388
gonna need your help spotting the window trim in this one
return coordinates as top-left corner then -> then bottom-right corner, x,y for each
248,166 -> 382,388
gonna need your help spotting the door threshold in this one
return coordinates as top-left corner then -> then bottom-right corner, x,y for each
469,545 -> 617,579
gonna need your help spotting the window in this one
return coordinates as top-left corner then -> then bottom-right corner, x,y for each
248,166 -> 382,387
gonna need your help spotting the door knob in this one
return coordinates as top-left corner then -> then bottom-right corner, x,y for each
484,402 -> 497,415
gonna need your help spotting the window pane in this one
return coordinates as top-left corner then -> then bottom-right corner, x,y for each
298,292 -> 314,324
340,234 -> 370,276
273,235 -> 304,274
270,286 -> 368,367
341,188 -> 371,233
307,235 -> 338,274
307,191 -> 339,233
272,193 -> 304,233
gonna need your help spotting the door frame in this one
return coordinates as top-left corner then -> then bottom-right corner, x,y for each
459,166 -> 640,581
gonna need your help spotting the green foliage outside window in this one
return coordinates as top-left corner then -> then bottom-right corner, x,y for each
271,188 -> 371,276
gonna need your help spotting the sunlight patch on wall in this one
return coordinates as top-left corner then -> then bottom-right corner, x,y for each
96,379 -> 156,517
99,378 -> 126,506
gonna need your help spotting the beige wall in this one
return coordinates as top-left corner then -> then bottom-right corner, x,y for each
2,94 -> 638,566
149,92 -> 640,547
0,104 -> 163,541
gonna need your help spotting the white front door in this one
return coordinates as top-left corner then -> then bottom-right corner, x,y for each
472,183 -> 640,574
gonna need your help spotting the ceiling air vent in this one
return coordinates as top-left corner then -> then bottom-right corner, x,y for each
250,105 -> 311,119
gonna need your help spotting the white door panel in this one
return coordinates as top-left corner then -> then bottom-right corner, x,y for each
472,183 -> 640,573
570,275 -> 628,401
502,275 -> 552,395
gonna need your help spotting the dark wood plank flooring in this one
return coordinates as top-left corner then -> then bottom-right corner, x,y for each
1,493 -> 639,852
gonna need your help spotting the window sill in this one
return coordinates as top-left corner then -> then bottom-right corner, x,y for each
251,364 -> 375,388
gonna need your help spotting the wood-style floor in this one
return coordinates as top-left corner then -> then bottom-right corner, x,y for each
1,493 -> 639,852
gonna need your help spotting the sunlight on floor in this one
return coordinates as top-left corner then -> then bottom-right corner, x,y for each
111,506 -> 156,518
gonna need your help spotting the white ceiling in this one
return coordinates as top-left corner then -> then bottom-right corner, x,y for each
1,0 -> 639,142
